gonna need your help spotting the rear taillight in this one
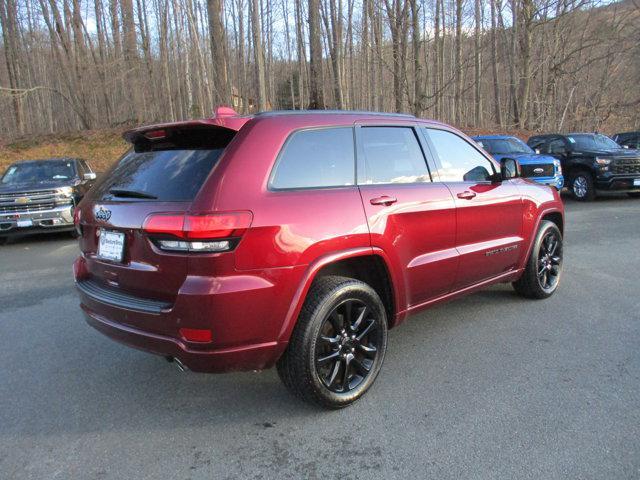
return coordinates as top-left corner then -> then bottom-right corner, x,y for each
73,208 -> 82,235
143,211 -> 252,253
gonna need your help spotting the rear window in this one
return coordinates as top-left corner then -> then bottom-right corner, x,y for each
94,128 -> 234,201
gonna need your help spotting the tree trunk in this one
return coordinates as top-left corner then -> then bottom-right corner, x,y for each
328,0 -> 344,108
490,0 -> 502,127
250,0 -> 267,110
308,0 -> 325,108
410,0 -> 422,115
474,0 -> 482,125
508,0 -> 520,126
121,0 -> 142,121
454,0 -> 463,125
518,0 -> 533,128
0,0 -> 24,133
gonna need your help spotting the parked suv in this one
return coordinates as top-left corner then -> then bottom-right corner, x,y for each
74,109 -> 564,408
527,133 -> 640,200
1,157 -> 96,242
473,135 -> 563,190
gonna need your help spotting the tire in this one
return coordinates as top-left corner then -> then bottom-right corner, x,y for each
276,275 -> 388,409
513,220 -> 563,299
0,237 -> 8,246
627,192 -> 640,198
570,171 -> 595,201
69,230 -> 80,239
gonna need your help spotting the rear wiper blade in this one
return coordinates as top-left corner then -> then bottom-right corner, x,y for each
108,188 -> 157,199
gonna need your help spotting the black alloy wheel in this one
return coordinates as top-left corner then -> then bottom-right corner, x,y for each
276,276 -> 388,408
315,299 -> 381,393
536,229 -> 562,293
512,220 -> 563,299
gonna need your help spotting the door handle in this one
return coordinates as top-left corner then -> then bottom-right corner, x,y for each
370,195 -> 397,206
457,191 -> 477,200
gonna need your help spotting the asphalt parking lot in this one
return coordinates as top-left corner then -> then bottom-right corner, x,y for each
1,196 -> 639,479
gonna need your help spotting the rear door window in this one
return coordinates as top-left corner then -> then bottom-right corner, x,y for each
270,127 -> 355,189
94,128 -> 234,201
358,126 -> 431,184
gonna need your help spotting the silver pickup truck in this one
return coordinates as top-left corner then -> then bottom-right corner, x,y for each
0,158 -> 96,242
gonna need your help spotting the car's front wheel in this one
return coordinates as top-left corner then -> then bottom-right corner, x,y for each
277,276 -> 388,409
570,171 -> 595,201
513,220 -> 563,299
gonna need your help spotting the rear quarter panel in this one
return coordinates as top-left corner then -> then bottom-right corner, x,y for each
192,116 -> 372,271
189,115 -> 373,346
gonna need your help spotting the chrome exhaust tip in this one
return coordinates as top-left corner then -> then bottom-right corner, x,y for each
165,356 -> 187,372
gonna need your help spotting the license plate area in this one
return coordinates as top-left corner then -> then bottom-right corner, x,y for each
17,219 -> 33,228
97,229 -> 125,263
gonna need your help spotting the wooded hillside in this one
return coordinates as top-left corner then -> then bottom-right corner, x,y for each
0,0 -> 638,140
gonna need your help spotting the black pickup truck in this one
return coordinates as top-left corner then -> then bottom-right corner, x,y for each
0,158 -> 96,243
527,133 -> 640,201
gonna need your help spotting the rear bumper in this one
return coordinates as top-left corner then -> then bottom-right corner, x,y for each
0,204 -> 74,235
74,255 -> 300,373
82,304 -> 283,373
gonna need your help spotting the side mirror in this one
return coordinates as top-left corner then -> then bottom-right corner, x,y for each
500,158 -> 521,180
84,172 -> 97,181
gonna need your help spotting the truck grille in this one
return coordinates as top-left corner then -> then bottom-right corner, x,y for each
611,158 -> 640,175
521,164 -> 554,177
0,189 -> 59,214
0,202 -> 57,214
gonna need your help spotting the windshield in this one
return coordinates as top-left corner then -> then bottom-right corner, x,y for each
1,160 -> 77,185
567,134 -> 620,151
477,138 -> 533,155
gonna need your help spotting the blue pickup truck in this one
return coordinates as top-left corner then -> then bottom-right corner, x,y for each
473,135 -> 564,190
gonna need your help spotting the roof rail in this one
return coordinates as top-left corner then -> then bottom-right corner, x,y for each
254,109 -> 415,118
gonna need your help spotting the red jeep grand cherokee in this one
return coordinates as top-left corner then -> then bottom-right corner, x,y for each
74,109 -> 564,408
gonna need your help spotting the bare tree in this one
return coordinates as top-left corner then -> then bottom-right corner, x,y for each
207,0 -> 231,105
250,0 -> 267,110
308,0 -> 325,108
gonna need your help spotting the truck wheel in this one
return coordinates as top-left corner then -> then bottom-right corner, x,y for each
570,171 -> 595,201
276,275 -> 388,409
627,192 -> 640,198
513,220 -> 563,299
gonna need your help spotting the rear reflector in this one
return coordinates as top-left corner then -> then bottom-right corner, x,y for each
179,328 -> 212,343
